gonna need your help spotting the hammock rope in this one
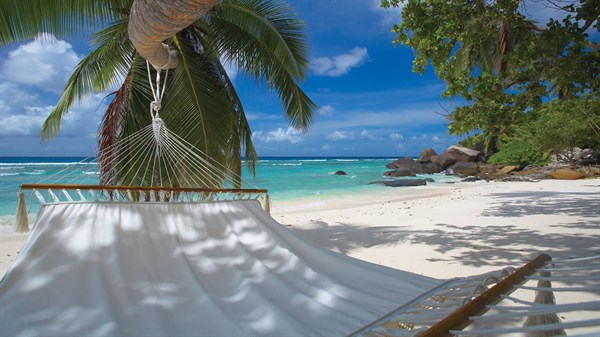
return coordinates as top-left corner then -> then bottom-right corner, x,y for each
14,60 -> 270,232
352,255 -> 600,336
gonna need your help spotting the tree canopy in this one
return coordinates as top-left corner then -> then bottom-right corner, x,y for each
382,0 -> 599,159
0,0 -> 317,187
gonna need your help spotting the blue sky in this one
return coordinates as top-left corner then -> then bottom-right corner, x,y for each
0,0 -> 576,157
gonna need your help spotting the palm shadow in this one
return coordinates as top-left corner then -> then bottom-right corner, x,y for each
288,187 -> 600,268
288,220 -> 420,255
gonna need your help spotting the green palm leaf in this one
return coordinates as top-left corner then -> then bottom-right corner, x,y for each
0,0 -> 130,46
207,0 -> 317,130
166,34 -> 233,156
98,65 -> 133,185
214,55 -> 258,184
41,20 -> 134,141
113,33 -> 235,188
187,25 -> 258,179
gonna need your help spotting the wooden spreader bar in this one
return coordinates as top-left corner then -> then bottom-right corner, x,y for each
418,253 -> 552,337
20,184 -> 268,194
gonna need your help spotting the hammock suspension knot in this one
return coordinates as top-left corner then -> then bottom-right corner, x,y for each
152,116 -> 165,146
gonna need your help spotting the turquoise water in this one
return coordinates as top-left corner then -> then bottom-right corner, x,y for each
0,157 -> 459,229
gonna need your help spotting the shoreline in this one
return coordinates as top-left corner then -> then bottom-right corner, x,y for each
1,178 -> 599,279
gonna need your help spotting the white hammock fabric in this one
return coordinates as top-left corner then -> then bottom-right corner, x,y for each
1,199 -> 442,336
5,196 -> 598,336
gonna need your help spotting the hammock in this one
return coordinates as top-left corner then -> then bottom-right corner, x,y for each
2,64 -> 598,336
2,193 -> 599,336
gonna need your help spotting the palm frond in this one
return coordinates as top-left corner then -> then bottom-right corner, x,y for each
116,32 -> 236,188
167,34 -> 233,154
41,20 -> 134,141
215,60 -> 258,180
0,0 -> 130,46
184,25 -> 257,183
111,55 -> 155,187
495,19 -> 510,74
98,66 -> 133,185
206,0 -> 317,130
451,43 -> 471,77
210,0 -> 308,78
194,28 -> 258,178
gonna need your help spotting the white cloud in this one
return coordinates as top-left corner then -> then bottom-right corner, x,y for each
318,104 -> 335,116
0,105 -> 51,136
432,136 -> 440,142
396,144 -> 405,152
0,81 -> 107,139
0,82 -> 37,115
519,1 -> 568,26
252,127 -> 302,144
0,35 -> 108,150
245,112 -> 280,121
411,134 -> 429,141
389,133 -> 404,141
322,144 -> 331,151
1,34 -> 81,93
310,106 -> 447,132
327,130 -> 355,141
59,93 -> 107,137
360,129 -> 382,141
220,57 -> 238,81
311,47 -> 368,77
371,0 -> 404,27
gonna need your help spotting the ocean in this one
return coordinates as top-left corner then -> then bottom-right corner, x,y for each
0,157 -> 460,232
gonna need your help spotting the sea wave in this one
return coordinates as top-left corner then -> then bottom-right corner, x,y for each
272,163 -> 302,166
333,159 -> 358,162
298,159 -> 327,162
0,173 -> 19,176
83,171 -> 100,175
0,166 -> 25,170
0,215 -> 14,227
0,215 -> 36,236
24,170 -> 46,175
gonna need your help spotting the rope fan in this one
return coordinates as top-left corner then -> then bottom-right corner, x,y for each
15,60 -> 270,232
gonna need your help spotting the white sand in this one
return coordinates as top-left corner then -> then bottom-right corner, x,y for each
272,178 -> 600,278
2,178 -> 599,279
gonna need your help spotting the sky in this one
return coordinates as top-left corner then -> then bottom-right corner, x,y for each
0,0 -> 583,158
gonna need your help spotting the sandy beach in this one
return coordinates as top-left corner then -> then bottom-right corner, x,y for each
272,178 -> 600,279
1,178 -> 598,279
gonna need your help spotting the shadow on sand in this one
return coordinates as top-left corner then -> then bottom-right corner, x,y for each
289,189 -> 600,268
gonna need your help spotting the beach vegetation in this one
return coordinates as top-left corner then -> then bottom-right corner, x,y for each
382,0 -> 599,164
0,0 -> 316,187
528,96 -> 600,156
488,139 -> 548,168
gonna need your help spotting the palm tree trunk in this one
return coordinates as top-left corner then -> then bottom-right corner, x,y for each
128,0 -> 218,69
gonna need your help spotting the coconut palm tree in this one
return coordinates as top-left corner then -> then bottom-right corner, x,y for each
446,0 -> 536,78
0,0 -> 316,188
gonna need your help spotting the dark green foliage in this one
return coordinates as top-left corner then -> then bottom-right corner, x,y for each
458,133 -> 484,151
488,140 -> 548,168
382,0 -> 600,160
529,97 -> 600,154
